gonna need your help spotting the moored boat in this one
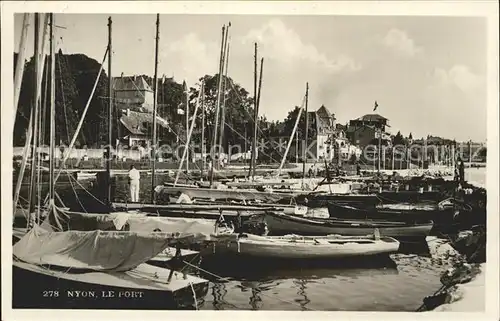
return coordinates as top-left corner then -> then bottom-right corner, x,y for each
154,185 -> 300,203
202,231 -> 400,259
295,190 -> 448,209
110,202 -> 284,225
13,260 -> 209,309
262,212 -> 433,241
11,224 -> 234,309
327,198 -> 469,226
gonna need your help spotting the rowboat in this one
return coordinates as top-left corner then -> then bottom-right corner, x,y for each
262,212 -> 433,240
202,231 -> 400,259
327,198 -> 468,226
296,190 -> 448,209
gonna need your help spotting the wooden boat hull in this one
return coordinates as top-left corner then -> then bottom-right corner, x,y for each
156,186 -> 300,203
327,202 -> 457,225
12,260 -> 208,310
111,202 -> 279,223
204,234 -> 400,259
263,213 -> 433,240
297,193 -> 381,208
298,191 -> 446,209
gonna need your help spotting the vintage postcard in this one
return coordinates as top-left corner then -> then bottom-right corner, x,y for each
1,1 -> 499,320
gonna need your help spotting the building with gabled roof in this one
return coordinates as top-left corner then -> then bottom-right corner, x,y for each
347,113 -> 391,147
113,74 -> 170,148
118,109 -> 170,148
113,75 -> 154,112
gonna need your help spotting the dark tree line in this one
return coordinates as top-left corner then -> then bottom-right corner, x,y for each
14,51 -> 108,148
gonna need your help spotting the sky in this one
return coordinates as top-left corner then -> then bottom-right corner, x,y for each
14,14 -> 487,142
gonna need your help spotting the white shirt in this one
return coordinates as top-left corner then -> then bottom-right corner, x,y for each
128,168 -> 140,182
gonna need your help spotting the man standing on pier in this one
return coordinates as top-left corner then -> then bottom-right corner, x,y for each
128,164 -> 141,203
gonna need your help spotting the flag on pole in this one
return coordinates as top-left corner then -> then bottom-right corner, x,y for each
373,101 -> 379,112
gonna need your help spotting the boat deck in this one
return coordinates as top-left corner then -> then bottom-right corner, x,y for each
13,260 -> 207,292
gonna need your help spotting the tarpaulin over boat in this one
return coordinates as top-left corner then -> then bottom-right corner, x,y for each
125,216 -> 220,235
42,208 -> 223,235
13,225 -> 229,272
41,208 -> 147,232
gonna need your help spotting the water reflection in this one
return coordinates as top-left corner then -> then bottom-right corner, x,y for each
293,279 -> 310,311
211,282 -> 228,310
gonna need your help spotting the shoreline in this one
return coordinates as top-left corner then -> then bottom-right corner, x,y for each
417,176 -> 486,312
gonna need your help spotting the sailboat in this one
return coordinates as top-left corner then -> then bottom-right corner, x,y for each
104,23 -> 302,224
12,13 -> 246,310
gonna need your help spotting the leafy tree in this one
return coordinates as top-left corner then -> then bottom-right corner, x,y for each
14,51 -> 109,148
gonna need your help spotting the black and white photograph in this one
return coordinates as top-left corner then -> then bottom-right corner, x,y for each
2,1 -> 499,319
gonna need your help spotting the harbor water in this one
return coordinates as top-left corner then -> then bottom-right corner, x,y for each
15,167 -> 486,311
110,174 -> 471,311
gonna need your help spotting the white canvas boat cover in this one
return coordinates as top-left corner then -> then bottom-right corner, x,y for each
41,207 -> 145,232
42,207 -> 224,235
13,225 -> 235,272
125,216 -> 220,235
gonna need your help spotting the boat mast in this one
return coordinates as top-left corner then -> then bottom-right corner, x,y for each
301,82 -> 309,184
201,82 -> 205,179
209,25 -> 226,187
174,83 -> 203,186
14,13 -> 31,122
218,22 -> 230,159
151,13 -> 159,201
106,16 -> 112,206
184,80 -> 189,174
249,43 -> 258,180
277,98 -> 304,176
253,57 -> 263,178
28,13 -> 40,219
49,13 -> 55,210
14,14 -> 49,212
35,15 -> 49,223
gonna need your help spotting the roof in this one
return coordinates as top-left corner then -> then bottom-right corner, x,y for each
113,76 -> 152,92
335,123 -> 347,131
313,105 -> 336,134
120,110 -> 169,136
316,105 -> 334,119
356,114 -> 388,122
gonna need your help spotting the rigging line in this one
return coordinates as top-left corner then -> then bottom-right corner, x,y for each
65,171 -> 87,213
223,92 -> 306,165
52,46 -> 108,185
59,39 -> 89,145
223,122 -> 282,165
227,80 -> 292,161
57,48 -> 70,144
67,172 -> 106,206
